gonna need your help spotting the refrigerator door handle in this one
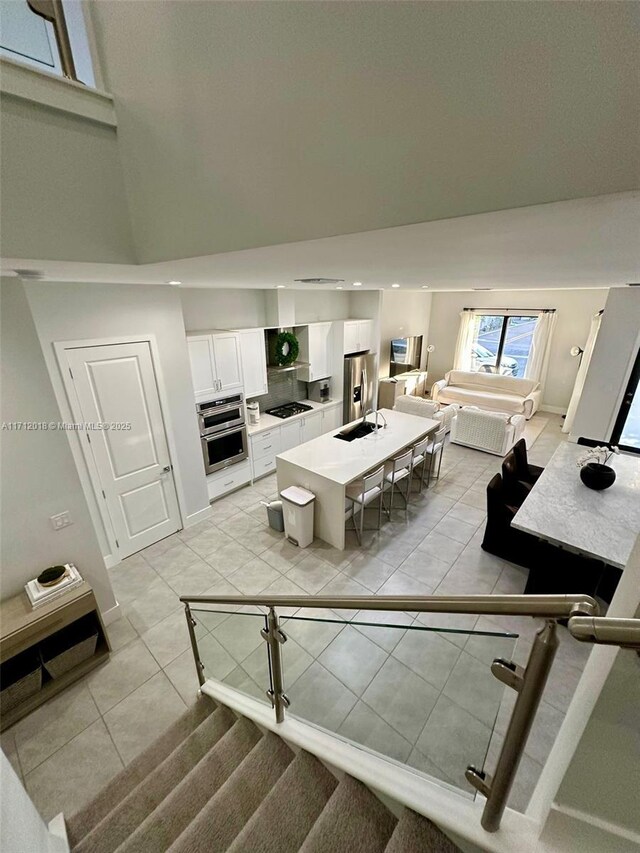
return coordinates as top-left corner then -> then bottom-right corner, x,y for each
361,367 -> 368,416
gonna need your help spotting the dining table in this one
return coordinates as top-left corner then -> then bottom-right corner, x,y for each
512,442 -> 640,570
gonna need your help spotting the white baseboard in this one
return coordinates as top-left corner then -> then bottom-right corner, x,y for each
540,405 -> 567,415
184,505 -> 213,528
101,601 -> 121,626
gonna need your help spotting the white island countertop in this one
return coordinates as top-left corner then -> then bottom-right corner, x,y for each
277,408 -> 440,486
513,442 -> 640,569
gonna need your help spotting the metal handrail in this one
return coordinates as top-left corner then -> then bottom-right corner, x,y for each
180,592 -> 640,834
179,592 -> 599,618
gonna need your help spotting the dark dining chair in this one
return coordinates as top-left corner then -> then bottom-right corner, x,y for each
512,438 -> 544,484
501,451 -> 533,507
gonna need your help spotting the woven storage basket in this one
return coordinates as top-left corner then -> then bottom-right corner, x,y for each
40,614 -> 98,680
0,650 -> 42,713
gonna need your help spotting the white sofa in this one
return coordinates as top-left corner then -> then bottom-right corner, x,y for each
451,406 -> 526,456
431,370 -> 541,420
393,395 -> 457,433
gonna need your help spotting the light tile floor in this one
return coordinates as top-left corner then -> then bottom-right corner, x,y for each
3,414 -> 593,821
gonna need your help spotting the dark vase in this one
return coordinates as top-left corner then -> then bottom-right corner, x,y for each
580,462 -> 616,491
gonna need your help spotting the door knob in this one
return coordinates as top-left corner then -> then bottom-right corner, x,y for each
163,465 -> 172,472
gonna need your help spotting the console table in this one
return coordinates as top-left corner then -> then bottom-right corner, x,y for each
0,581 -> 110,730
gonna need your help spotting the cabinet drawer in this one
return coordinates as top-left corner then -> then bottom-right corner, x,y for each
252,454 -> 277,479
251,430 -> 281,461
207,460 -> 252,501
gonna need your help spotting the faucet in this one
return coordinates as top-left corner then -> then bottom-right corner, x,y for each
363,408 -> 387,431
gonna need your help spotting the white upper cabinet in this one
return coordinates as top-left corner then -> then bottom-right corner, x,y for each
211,333 -> 243,393
296,323 -> 332,382
343,320 -> 373,355
187,335 -> 218,397
237,329 -> 268,398
187,332 -> 243,398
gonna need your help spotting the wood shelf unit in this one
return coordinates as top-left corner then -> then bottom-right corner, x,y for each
0,581 -> 110,731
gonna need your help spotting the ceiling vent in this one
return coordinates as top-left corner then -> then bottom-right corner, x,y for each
294,278 -> 344,285
14,269 -> 45,280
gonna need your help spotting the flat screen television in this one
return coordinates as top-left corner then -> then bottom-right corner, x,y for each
390,335 -> 423,376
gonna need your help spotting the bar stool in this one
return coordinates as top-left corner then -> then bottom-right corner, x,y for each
411,435 -> 432,494
383,448 -> 413,520
344,464 -> 385,545
422,426 -> 446,487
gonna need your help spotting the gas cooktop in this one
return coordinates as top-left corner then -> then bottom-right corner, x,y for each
265,402 -> 313,419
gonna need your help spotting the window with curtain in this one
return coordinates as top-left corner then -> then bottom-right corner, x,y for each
466,314 -> 537,377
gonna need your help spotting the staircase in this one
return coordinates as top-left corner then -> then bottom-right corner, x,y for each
66,696 -> 460,853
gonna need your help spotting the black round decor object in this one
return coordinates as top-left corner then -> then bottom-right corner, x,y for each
273,332 -> 299,366
38,565 -> 67,586
580,463 -> 616,491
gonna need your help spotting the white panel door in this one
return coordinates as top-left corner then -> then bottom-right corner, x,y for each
212,333 -> 243,393
238,329 -> 268,397
66,342 -> 181,558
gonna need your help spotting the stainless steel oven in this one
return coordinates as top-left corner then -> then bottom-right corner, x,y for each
201,425 -> 248,474
197,394 -> 244,436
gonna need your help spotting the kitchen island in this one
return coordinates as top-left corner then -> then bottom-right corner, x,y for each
276,408 -> 440,549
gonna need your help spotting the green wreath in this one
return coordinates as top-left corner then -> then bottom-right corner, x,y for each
272,331 -> 299,366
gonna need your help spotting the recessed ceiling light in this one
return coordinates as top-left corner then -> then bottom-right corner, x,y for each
352,282 -> 362,287
276,285 -> 286,289
167,280 -> 182,285
391,283 -> 400,289
421,285 -> 429,289
336,286 -> 343,290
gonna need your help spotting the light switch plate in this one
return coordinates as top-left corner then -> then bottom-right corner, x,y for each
50,511 -> 72,530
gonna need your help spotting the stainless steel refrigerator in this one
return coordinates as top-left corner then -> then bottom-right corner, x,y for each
343,352 -> 377,424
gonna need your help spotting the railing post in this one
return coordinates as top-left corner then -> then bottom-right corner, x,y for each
261,607 -> 289,723
466,619 -> 559,832
184,603 -> 205,687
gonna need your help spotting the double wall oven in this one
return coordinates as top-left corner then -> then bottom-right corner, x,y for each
197,393 -> 248,474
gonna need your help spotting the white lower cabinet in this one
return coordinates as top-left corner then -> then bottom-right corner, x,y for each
322,404 -> 342,433
207,459 -> 252,501
300,411 -> 322,443
249,404 -> 341,481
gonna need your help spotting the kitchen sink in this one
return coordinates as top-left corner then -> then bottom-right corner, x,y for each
334,422 -> 378,442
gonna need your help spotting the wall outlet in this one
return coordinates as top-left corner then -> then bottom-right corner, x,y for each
50,511 -> 72,531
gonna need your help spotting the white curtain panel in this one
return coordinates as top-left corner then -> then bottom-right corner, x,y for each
563,311 -> 603,433
525,311 -> 557,383
453,311 -> 476,371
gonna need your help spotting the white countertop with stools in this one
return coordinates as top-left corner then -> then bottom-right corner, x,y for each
276,408 -> 440,549
512,442 -> 640,569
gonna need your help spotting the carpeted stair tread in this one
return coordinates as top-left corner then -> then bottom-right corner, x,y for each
73,704 -> 235,853
384,808 -> 461,852
167,733 -> 295,853
115,716 -> 262,853
67,697 -> 215,846
225,749 -> 338,853
299,775 -> 396,853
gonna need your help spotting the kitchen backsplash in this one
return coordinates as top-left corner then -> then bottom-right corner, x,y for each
247,371 -> 307,411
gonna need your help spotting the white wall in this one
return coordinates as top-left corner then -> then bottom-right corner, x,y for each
0,753 -> 60,853
427,289 -> 608,411
378,290 -> 432,377
293,291 -> 351,324
571,287 -> 640,441
89,2 -> 639,263
24,282 -> 210,550
0,279 -> 117,614
180,288 -> 268,331
0,97 -> 135,263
